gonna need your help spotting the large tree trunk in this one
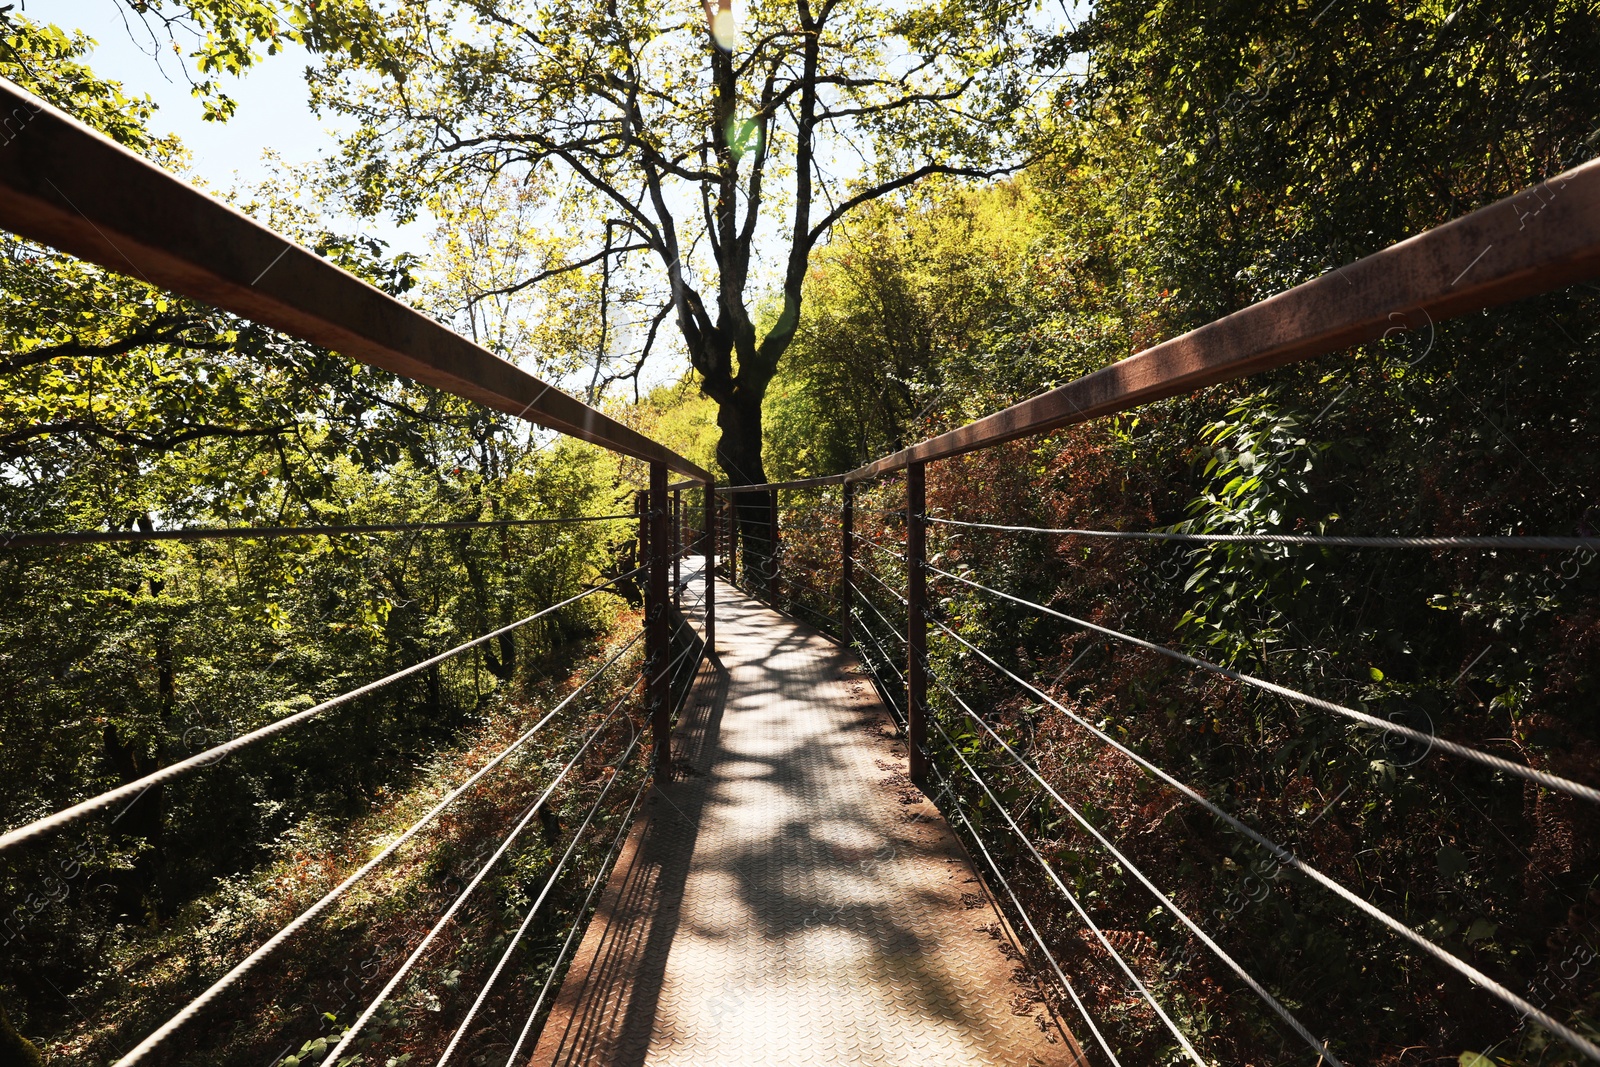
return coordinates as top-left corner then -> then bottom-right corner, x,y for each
712,380 -> 777,588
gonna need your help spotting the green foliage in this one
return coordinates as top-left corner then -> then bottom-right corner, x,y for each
0,11 -> 159,150
615,378 -> 722,482
0,19 -> 644,1061
293,0 -> 1058,484
764,2 -> 1600,1064
1056,0 -> 1600,324
763,179 -> 1062,478
5,0 -> 1600,1062
1174,395 -> 1338,661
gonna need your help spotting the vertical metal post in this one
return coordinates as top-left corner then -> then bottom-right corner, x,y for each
647,462 -> 671,783
767,488 -> 780,600
703,482 -> 716,649
906,463 -> 928,786
840,481 -> 854,643
672,488 -> 682,608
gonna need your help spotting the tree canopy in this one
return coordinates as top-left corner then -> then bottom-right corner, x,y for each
5,0 -> 1600,1063
298,0 -> 1052,484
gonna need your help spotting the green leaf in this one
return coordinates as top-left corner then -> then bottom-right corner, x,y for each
1437,844 -> 1468,881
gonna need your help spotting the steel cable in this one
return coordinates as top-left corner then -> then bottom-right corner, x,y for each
500,772 -> 652,1066
772,517 -> 840,534
845,584 -> 909,722
925,561 -> 1600,805
923,709 -> 1210,1067
1,566 -> 648,853
921,758 -> 1124,1067
927,517 -> 1600,551
848,578 -> 909,661
320,692 -> 637,1065
856,559 -> 911,606
925,661 -> 1338,1065
860,537 -> 909,563
435,728 -> 644,1066
112,633 -> 644,1066
649,638 -> 699,693
852,612 -> 906,690
924,617 -> 1600,1063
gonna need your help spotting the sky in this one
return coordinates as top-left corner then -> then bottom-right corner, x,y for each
40,0 -> 431,256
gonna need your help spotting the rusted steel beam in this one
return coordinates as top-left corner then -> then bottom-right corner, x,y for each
846,158 -> 1600,482
0,81 -> 710,482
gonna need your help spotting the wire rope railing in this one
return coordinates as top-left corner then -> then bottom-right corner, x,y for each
845,582 -> 909,724
855,556 -> 911,606
113,636 -> 646,1066
923,613 -> 1600,1062
709,151 -> 1600,1064
317,694 -> 641,1067
749,485 -> 1600,1061
922,648 -> 1349,1062
0,512 -> 640,548
925,516 -> 1600,551
281,585 -> 700,1067
12,59 -> 1600,1067
498,768 -> 653,1065
921,702 -> 1220,1067
434,733 -> 643,1067
749,482 -> 1600,1061
0,563 -> 655,852
859,536 -> 909,564
925,561 -> 1600,805
848,578 -> 908,663
921,758 -> 1123,1067
0,87 -> 722,1067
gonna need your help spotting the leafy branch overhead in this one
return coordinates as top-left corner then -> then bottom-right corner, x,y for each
301,0 -> 1053,484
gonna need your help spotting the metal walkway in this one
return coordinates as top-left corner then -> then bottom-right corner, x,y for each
530,578 -> 1083,1066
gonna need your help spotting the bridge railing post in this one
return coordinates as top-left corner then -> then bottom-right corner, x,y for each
906,463 -> 928,785
647,462 -> 671,783
673,488 -> 682,609
704,482 -> 716,649
767,488 -> 780,601
841,481 -> 854,644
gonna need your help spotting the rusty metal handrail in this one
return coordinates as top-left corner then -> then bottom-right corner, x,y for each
848,157 -> 1600,480
0,80 -> 710,482
717,156 -> 1600,495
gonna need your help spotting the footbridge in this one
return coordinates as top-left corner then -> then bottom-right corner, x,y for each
4,78 -> 1600,1066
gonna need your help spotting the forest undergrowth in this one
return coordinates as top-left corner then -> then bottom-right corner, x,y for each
17,614 -> 656,1066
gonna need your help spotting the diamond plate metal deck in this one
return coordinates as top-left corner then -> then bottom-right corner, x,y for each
529,578 -> 1084,1066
